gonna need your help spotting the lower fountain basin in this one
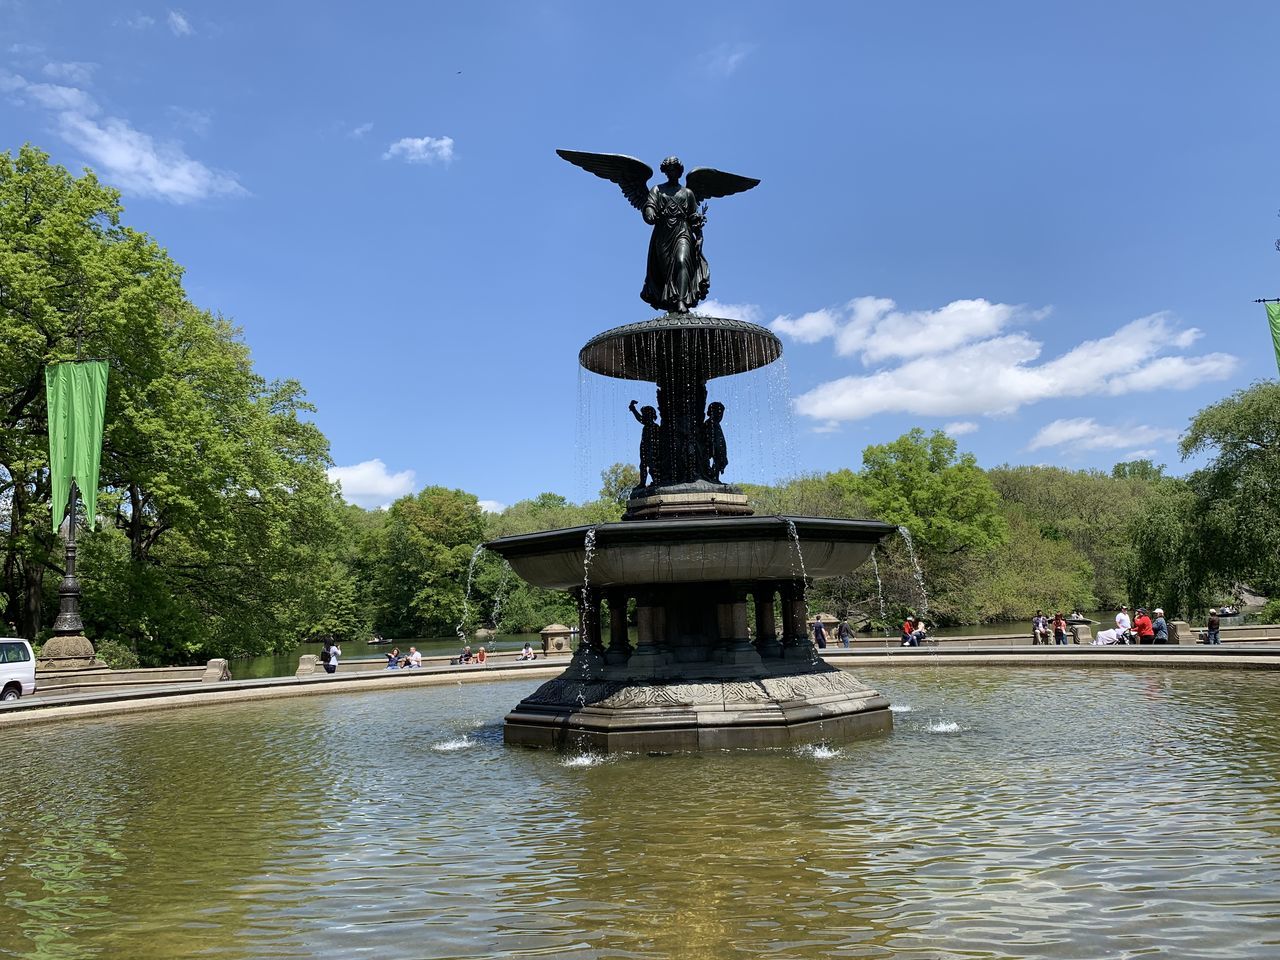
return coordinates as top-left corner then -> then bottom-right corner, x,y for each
485,515 -> 895,590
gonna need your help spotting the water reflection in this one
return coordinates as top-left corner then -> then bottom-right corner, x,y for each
2,669 -> 1280,958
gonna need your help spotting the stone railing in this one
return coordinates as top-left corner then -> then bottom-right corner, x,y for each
34,659 -> 231,696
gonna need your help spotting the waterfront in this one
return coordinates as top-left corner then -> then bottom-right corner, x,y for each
4,666 -> 1280,959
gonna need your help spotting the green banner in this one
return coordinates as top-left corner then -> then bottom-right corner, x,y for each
1268,302 -> 1280,376
45,361 -> 109,532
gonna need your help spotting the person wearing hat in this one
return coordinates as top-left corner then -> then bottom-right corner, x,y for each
1133,608 -> 1155,644
1152,608 -> 1168,644
1206,608 -> 1221,645
1115,605 -> 1132,632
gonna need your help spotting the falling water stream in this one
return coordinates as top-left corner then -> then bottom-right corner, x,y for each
456,544 -> 486,643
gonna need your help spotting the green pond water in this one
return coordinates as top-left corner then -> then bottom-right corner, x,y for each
3,666 -> 1280,959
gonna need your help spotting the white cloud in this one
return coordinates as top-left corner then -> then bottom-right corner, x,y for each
1028,418 -> 1179,452
1123,449 -> 1158,460
477,499 -> 507,514
2,71 -> 243,203
328,459 -> 416,508
42,61 -> 96,85
771,306 -> 842,343
704,42 -> 755,77
944,421 -> 979,436
121,14 -> 155,30
168,105 -> 212,136
697,299 -> 762,324
780,300 -> 1238,423
383,135 -> 454,164
167,10 -> 194,36
772,296 -> 1038,363
348,121 -> 374,139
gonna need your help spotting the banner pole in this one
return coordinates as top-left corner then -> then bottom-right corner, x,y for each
51,480 -> 85,637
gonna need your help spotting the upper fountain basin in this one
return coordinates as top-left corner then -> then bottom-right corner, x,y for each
484,515 -> 895,590
579,314 -> 783,382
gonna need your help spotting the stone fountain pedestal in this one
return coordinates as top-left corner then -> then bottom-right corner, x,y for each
488,515 -> 895,752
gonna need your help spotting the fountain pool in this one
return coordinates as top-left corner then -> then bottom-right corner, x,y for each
4,665 -> 1280,958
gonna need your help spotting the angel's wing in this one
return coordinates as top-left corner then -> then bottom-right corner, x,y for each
685,168 -> 760,201
556,150 -> 654,210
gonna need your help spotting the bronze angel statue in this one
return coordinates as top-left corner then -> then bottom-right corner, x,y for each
557,150 -> 760,313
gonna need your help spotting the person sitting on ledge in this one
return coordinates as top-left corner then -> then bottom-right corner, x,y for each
457,644 -> 473,664
407,646 -> 422,668
901,616 -> 918,647
385,647 -> 401,669
911,621 -> 930,645
518,642 -> 537,661
475,645 -> 488,666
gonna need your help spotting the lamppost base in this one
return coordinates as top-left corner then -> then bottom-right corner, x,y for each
37,634 -> 98,670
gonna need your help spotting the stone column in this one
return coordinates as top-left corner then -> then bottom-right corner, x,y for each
627,591 -> 666,675
754,586 -> 782,658
571,587 -> 607,677
719,584 -> 762,667
605,589 -> 631,665
785,579 -> 812,660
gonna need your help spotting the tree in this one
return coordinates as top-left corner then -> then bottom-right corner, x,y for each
599,462 -> 640,506
1178,381 -> 1280,598
368,486 -> 485,637
839,429 -> 1007,557
1,145 -> 354,662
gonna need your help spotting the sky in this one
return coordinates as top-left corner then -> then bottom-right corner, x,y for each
2,2 -> 1278,510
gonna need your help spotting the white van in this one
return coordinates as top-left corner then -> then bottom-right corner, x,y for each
0,639 -> 36,701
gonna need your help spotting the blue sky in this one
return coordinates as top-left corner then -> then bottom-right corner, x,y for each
3,2 -> 1277,509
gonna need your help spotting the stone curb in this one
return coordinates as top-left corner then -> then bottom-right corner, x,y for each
0,661 -> 564,730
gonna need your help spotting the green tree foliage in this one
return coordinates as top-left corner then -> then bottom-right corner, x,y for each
1179,381 -> 1280,596
837,429 -> 1007,556
1,145 -> 355,662
599,462 -> 640,506
367,486 -> 485,638
988,464 -> 1155,608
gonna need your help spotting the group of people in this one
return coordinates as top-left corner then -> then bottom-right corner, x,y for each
900,616 -> 930,647
1031,610 -> 1076,645
811,619 -> 854,649
384,646 -> 423,669
1091,605 -> 1170,645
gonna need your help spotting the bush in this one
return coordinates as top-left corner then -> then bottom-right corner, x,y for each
93,638 -> 140,670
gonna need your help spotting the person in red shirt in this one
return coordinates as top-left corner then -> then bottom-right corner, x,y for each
1133,608 -> 1155,644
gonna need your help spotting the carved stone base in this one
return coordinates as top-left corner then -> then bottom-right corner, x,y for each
624,479 -> 752,520
504,659 -> 891,752
35,633 -> 99,670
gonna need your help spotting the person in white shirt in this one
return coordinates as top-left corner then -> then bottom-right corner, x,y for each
1115,606 -> 1131,631
408,647 -> 422,668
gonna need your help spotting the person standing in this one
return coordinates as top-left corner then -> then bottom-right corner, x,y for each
1053,612 -> 1068,646
1116,606 -> 1132,632
812,619 -> 827,649
1206,609 -> 1221,645
322,638 -> 340,674
1133,608 -> 1155,644
836,619 -> 852,648
1152,609 -> 1169,644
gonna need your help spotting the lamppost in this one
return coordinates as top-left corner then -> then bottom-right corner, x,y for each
51,480 -> 84,637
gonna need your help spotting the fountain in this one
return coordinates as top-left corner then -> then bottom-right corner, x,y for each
484,150 -> 896,751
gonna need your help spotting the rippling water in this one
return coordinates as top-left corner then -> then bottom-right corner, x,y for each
3,667 -> 1280,959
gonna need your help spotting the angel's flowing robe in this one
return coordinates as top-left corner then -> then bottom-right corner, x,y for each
641,184 -> 710,312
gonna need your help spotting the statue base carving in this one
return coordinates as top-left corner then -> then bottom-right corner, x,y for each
624,480 -> 752,520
